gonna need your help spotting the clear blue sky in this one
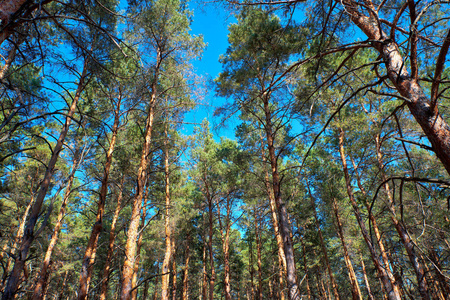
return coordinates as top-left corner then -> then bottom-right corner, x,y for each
183,5 -> 238,139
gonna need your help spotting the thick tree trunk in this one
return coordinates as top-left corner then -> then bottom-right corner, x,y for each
308,189 -> 340,300
120,50 -> 160,300
1,60 -> 88,300
161,124 -> 173,300
337,129 -> 402,300
99,176 -> 125,300
33,149 -> 81,300
78,96 -> 122,300
262,96 -> 299,300
331,198 -> 361,300
343,0 -> 450,176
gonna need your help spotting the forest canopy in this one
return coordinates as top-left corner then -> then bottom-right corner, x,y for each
0,0 -> 449,299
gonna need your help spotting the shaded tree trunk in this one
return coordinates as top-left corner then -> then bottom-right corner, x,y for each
33,148 -> 81,300
307,187 -> 340,300
181,235 -> 190,300
332,198 -> 362,300
360,254 -> 375,300
2,59 -> 88,300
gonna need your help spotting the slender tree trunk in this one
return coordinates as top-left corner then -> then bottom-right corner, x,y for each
2,59 -> 88,300
254,206 -> 262,300
201,241 -> 207,300
99,176 -> 125,300
161,124 -> 173,300
57,270 -> 68,300
33,149 -> 81,300
120,50 -> 160,300
208,194 -> 215,300
331,198 -> 362,300
337,129 -> 402,300
249,238 -> 254,300
374,134 -> 430,300
142,274 -> 149,300
300,235 -> 311,300
429,249 -> 450,296
131,188 -> 149,300
262,95 -> 299,300
360,254 -> 375,300
217,195 -> 232,300
171,247 -> 177,300
307,188 -> 340,300
181,235 -> 190,300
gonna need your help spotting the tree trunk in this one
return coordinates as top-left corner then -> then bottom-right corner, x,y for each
254,206 -> 262,300
201,241 -> 207,300
120,50 -> 160,300
262,95 -> 299,300
1,59 -> 88,300
33,149 -> 81,300
337,129 -> 402,300
307,188 -> 340,300
78,95 -> 122,300
360,254 -> 375,300
171,246 -> 177,300
374,134 -> 430,300
99,176 -> 125,300
300,235 -> 311,300
331,198 -> 362,300
217,195 -> 232,300
181,235 -> 190,300
343,0 -> 450,176
131,188 -> 149,300
208,194 -> 215,300
161,124 -> 173,300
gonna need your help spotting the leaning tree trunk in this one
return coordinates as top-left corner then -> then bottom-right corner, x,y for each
1,59 -> 88,300
307,189 -> 340,300
337,129 -> 402,300
78,96 -> 122,300
33,148 -> 82,300
331,198 -> 362,300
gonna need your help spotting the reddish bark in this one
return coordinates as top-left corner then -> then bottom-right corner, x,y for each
181,236 -> 190,300
33,149 -> 81,300
1,59 -> 88,300
78,95 -> 122,300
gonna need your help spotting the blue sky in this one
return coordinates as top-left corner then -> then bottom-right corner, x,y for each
183,5 -> 238,139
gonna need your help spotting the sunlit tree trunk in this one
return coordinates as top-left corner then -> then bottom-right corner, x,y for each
99,176 -> 125,300
181,235 -> 190,300
33,149 -> 81,300
2,59 -> 88,300
300,235 -> 311,300
262,95 -> 299,300
337,129 -> 401,300
161,123 -> 173,300
78,95 -> 122,300
120,50 -> 161,300
360,254 -> 375,300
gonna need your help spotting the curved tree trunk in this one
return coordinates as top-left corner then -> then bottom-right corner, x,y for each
2,59 -> 88,300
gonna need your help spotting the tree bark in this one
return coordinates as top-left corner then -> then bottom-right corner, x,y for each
78,95 -> 122,300
360,254 -> 375,300
331,198 -> 362,300
181,235 -> 190,300
262,95 -> 299,300
33,148 -> 81,300
300,235 -> 311,300
161,123 -> 173,300
120,49 -> 160,300
307,188 -> 340,300
217,194 -> 232,300
99,176 -> 125,300
1,59 -> 88,300
342,0 -> 450,176
337,129 -> 402,300
254,206 -> 262,300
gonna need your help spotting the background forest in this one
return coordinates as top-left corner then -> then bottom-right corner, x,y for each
0,0 -> 449,299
